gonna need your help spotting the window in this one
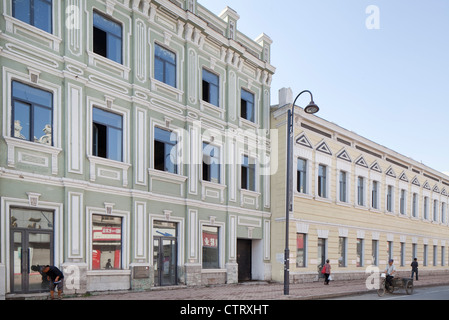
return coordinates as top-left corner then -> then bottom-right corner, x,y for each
202,226 -> 219,269
412,243 -> 417,261
442,247 -> 446,266
93,11 -> 122,64
442,203 -> 447,224
338,237 -> 347,267
241,89 -> 255,123
433,245 -> 438,266
372,181 -> 379,209
155,44 -> 176,87
412,193 -> 418,218
318,165 -> 327,198
356,239 -> 364,267
372,240 -> 378,266
433,200 -> 439,222
12,0 -> 52,33
386,185 -> 393,212
387,241 -> 393,261
297,158 -> 307,193
203,143 -> 221,184
424,196 -> 429,220
357,176 -> 364,206
400,242 -> 405,266
241,155 -> 256,191
154,127 -> 178,174
423,244 -> 428,266
339,171 -> 347,202
92,214 -> 122,270
11,81 -> 53,146
92,107 -> 123,162
296,234 -> 307,268
202,69 -> 219,107
400,189 -> 406,215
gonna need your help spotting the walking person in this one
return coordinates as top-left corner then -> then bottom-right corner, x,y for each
323,259 -> 331,285
411,258 -> 419,281
42,265 -> 64,300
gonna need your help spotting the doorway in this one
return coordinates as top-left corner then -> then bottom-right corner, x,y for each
317,238 -> 326,277
10,208 -> 54,293
237,239 -> 252,282
153,221 -> 178,286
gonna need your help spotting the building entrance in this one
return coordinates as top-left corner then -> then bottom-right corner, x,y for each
318,238 -> 326,278
153,221 -> 177,286
237,239 -> 252,282
10,208 -> 54,293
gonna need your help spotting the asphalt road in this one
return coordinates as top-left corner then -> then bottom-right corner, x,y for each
328,285 -> 449,300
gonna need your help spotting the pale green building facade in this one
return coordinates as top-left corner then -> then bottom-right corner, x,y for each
0,0 -> 275,298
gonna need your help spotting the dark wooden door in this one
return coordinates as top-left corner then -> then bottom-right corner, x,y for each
237,239 -> 252,282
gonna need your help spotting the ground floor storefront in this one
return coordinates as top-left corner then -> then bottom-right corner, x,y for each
0,178 -> 271,299
271,218 -> 449,284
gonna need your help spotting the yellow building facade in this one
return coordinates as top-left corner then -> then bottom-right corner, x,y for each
271,88 -> 449,283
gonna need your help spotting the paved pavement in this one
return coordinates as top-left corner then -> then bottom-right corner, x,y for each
65,274 -> 449,300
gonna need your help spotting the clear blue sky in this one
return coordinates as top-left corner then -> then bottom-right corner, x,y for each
199,0 -> 449,175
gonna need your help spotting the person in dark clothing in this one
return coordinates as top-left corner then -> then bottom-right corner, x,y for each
43,265 -> 64,300
411,258 -> 419,281
31,265 -> 50,289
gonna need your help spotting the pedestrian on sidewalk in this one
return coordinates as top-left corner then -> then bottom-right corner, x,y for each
43,265 -> 64,300
411,258 -> 419,281
323,259 -> 331,285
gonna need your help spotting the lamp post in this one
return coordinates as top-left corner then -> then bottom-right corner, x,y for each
284,90 -> 319,295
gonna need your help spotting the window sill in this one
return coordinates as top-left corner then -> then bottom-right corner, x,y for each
4,15 -> 62,51
336,200 -> 352,208
354,204 -> 369,211
151,78 -> 184,103
369,208 -> 382,214
88,51 -> 130,80
149,168 -> 187,183
4,136 -> 62,175
294,191 -> 314,200
313,196 -> 333,204
200,100 -> 225,120
201,180 -> 226,203
239,117 -> 259,130
385,211 -> 396,217
87,270 -> 131,276
88,155 -> 131,186
240,189 -> 261,209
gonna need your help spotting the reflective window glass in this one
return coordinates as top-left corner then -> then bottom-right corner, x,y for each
92,214 -> 122,270
92,107 -> 123,162
12,81 -> 53,146
93,12 -> 122,64
13,0 -> 52,33
154,44 -> 176,87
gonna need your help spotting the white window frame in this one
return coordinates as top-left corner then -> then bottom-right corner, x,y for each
86,206 -> 130,272
386,185 -> 395,213
371,180 -> 380,211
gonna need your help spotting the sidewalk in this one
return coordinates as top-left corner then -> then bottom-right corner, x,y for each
65,274 -> 449,300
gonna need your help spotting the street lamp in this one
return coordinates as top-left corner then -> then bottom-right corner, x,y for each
284,90 -> 319,295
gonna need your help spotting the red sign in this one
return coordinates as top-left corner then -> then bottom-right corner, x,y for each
203,231 -> 218,248
93,227 -> 121,241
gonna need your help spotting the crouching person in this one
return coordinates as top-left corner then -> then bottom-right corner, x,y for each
43,265 -> 64,300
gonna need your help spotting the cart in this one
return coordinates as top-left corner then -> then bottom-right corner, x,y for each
377,274 -> 414,296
